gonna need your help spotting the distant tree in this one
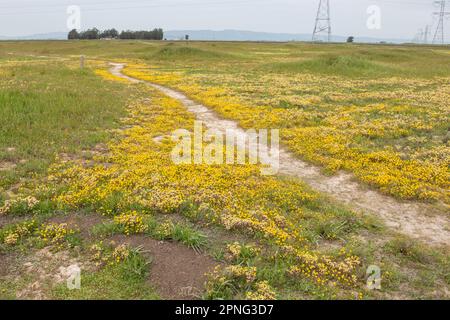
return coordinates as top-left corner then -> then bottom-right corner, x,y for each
100,28 -> 119,39
185,34 -> 189,41
73,28 -> 163,40
346,36 -> 354,43
79,28 -> 99,40
119,28 -> 163,40
68,29 -> 79,40
156,28 -> 164,40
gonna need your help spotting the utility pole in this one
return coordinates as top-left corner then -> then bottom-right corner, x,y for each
312,0 -> 331,42
432,0 -> 449,44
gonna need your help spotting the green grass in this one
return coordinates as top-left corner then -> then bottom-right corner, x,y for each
171,223 -> 208,252
262,49 -> 450,78
150,45 -> 234,61
264,54 -> 396,77
91,215 -> 208,253
0,60 -> 134,191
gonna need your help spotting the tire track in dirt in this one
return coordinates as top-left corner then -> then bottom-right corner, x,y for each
110,63 -> 450,247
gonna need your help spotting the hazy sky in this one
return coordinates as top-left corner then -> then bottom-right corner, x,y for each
0,0 -> 447,40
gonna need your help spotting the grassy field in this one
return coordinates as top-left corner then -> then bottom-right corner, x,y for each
0,40 -> 449,300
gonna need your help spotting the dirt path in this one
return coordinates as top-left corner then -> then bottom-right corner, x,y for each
110,63 -> 449,247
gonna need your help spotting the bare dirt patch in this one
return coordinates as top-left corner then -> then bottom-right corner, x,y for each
0,215 -> 28,229
110,63 -> 450,247
0,252 -> 17,278
110,234 -> 219,300
0,247 -> 93,300
15,247 -> 93,300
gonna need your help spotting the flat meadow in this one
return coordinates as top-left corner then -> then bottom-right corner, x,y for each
0,40 -> 449,300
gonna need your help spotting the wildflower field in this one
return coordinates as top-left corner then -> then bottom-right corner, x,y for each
0,40 -> 449,300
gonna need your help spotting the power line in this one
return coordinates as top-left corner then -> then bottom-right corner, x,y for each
312,0 -> 331,42
0,0 -> 275,16
0,0 -> 287,10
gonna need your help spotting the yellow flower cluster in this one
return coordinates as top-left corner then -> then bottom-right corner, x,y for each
94,69 -> 130,84
90,242 -> 131,266
38,223 -> 75,245
245,281 -> 277,300
287,248 -> 361,287
0,196 -> 39,215
225,242 -> 260,263
4,233 -> 19,245
114,211 -> 148,235
224,265 -> 257,284
49,72 -> 361,287
206,265 -> 277,299
111,244 -> 130,264
155,221 -> 174,239
122,63 -> 449,204
90,242 -> 108,266
1,220 -> 37,246
226,242 -> 244,260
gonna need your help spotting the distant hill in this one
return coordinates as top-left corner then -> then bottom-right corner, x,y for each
0,32 -> 67,40
164,29 -> 409,44
1,30 -> 409,44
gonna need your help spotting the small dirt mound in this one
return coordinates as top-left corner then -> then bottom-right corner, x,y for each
110,234 -> 219,300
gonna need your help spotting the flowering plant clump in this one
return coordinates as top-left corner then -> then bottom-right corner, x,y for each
288,248 -> 361,287
155,221 -> 174,240
245,281 -> 277,300
0,196 -> 39,216
90,242 -> 110,267
38,223 -> 76,246
0,220 -> 38,246
205,265 -> 260,299
225,242 -> 260,264
111,244 -> 131,264
90,242 -> 131,266
224,265 -> 257,284
113,211 -> 148,235
4,233 -> 19,245
205,265 -> 279,300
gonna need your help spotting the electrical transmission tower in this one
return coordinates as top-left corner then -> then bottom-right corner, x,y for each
312,0 -> 331,42
424,25 -> 430,44
413,28 -> 424,43
432,0 -> 449,44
